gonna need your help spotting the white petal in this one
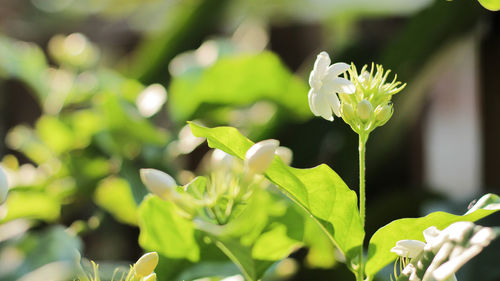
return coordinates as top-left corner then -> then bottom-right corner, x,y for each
423,226 -> 441,246
275,146 -> 293,165
323,77 -> 355,94
310,91 -> 333,121
392,240 -> 425,258
245,139 -> 279,174
326,62 -> 350,77
309,70 -> 322,89
326,93 -> 341,117
313,51 -> 330,77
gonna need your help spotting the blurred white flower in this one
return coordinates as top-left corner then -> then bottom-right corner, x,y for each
245,139 -> 279,174
211,149 -> 235,170
140,169 -> 178,200
391,240 -> 425,258
136,84 -> 167,117
0,166 -> 8,204
308,51 -> 354,121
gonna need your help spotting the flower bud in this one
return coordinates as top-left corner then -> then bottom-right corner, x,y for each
356,100 -> 372,122
134,252 -> 159,277
244,139 -> 279,174
142,273 -> 157,281
140,169 -> 177,200
211,149 -> 235,170
341,102 -> 355,124
374,104 -> 393,126
0,166 -> 8,204
391,240 -> 425,258
275,146 -> 293,166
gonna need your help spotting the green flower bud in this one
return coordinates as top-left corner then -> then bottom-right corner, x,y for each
357,100 -> 372,122
341,102 -> 355,124
134,252 -> 159,277
374,104 -> 393,126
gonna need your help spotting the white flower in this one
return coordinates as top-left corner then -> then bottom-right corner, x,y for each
134,252 -> 159,277
140,168 -> 178,199
275,146 -> 293,165
0,166 -> 8,204
244,139 -> 279,174
308,51 -> 355,121
391,240 -> 425,258
211,149 -> 235,170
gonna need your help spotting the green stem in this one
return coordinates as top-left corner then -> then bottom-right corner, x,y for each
357,133 -> 368,281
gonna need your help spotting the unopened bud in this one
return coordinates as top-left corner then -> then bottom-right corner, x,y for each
0,166 -> 8,204
140,169 -> 177,200
374,104 -> 393,126
275,146 -> 293,166
134,252 -> 159,277
142,273 -> 157,281
357,100 -> 372,122
211,149 -> 235,170
245,139 -> 279,174
341,103 -> 355,123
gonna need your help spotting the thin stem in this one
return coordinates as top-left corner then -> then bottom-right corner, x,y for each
359,133 -> 367,227
357,133 -> 368,281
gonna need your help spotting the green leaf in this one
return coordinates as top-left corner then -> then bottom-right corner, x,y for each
477,0 -> 500,11
36,116 -> 75,155
94,177 -> 138,225
0,190 -> 61,223
189,123 -> 364,266
365,193 -> 500,277
169,52 -> 310,122
195,189 -> 304,281
138,195 -> 200,262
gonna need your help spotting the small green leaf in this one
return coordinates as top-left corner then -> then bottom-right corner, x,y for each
365,193 -> 500,277
477,0 -> 500,11
94,177 -> 138,225
0,190 -> 61,223
189,123 -> 364,266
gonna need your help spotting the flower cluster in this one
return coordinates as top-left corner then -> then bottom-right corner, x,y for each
140,136 -> 290,225
308,52 -> 406,135
391,222 -> 497,281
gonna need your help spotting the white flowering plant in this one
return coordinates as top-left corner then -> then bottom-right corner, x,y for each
136,52 -> 500,281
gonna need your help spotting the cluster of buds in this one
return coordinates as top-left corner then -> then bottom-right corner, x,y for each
140,135 -> 291,225
339,63 -> 405,135
133,252 -> 159,281
391,222 -> 498,281
308,52 -> 405,135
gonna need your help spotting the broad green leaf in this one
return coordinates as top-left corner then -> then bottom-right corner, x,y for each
36,116 -> 75,155
478,0 -> 500,10
138,195 -> 200,262
0,190 -> 60,223
189,123 -> 364,266
94,177 -> 138,225
169,52 -> 310,122
365,193 -> 500,277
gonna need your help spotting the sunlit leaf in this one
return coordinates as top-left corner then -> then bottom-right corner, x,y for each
36,116 -> 75,155
477,0 -> 500,10
94,177 -> 138,225
189,123 -> 364,268
365,193 -> 500,277
0,190 -> 60,223
169,52 -> 309,123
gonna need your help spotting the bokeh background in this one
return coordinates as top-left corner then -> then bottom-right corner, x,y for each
0,0 -> 499,280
